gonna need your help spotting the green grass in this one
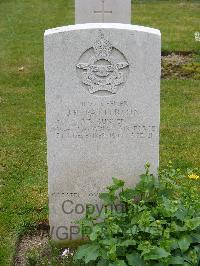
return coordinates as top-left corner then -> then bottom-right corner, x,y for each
133,0 -> 200,52
0,0 -> 200,265
160,79 -> 200,169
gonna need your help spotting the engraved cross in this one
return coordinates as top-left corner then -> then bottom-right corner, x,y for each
93,0 -> 112,22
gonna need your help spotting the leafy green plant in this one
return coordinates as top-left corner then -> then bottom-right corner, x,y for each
75,164 -> 200,266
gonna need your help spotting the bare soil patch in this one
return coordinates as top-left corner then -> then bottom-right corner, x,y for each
161,53 -> 200,79
14,224 -> 75,266
14,225 -> 49,266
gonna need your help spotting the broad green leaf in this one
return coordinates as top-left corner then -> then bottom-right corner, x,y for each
170,238 -> 179,250
90,226 -> 101,241
126,252 -> 144,266
194,244 -> 200,253
191,232 -> 200,243
135,174 -> 155,194
97,259 -> 109,266
178,235 -> 192,252
119,239 -> 137,247
107,178 -> 125,194
170,221 -> 186,232
75,244 -> 90,260
168,256 -> 185,264
120,188 -> 135,200
100,238 -> 118,246
137,210 -> 154,227
174,206 -> 188,221
109,260 -> 127,266
160,196 -> 179,217
112,178 -> 125,188
100,192 -> 115,204
182,254 -> 193,265
138,241 -> 152,255
143,226 -> 162,236
75,244 -> 101,263
185,217 -> 200,230
144,247 -> 170,260
128,225 -> 139,235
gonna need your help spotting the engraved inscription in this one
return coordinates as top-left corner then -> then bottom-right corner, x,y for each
50,100 -> 157,140
77,31 -> 129,95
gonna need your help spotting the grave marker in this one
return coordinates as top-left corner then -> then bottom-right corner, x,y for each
44,24 -> 161,242
75,0 -> 131,24
93,0 -> 112,23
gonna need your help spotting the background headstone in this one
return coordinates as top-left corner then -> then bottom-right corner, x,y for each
75,0 -> 131,24
45,24 -> 161,242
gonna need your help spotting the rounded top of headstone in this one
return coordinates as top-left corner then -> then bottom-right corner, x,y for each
44,23 -> 161,38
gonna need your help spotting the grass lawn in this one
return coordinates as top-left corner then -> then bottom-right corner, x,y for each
160,79 -> 200,169
0,0 -> 200,265
133,0 -> 200,52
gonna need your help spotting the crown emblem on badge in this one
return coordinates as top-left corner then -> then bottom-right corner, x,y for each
76,31 -> 129,95
93,31 -> 112,58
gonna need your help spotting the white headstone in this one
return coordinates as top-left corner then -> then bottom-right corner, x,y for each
75,0 -> 131,24
44,23 -> 161,242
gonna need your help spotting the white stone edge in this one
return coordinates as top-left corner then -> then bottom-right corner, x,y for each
44,23 -> 161,37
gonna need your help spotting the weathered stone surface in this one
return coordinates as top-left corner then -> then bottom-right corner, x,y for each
75,0 -> 131,24
44,24 -> 161,242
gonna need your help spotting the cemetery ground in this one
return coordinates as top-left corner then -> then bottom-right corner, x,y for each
0,0 -> 199,265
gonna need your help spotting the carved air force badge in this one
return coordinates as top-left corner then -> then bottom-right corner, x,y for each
76,31 -> 129,95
